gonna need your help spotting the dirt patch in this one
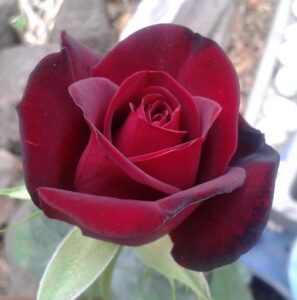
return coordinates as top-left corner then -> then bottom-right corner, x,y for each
227,0 -> 278,111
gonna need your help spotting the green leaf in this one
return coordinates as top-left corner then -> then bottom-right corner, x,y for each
37,227 -> 120,300
0,210 -> 42,233
5,203 -> 72,279
108,247 -> 195,300
0,184 -> 31,200
99,249 -> 120,300
134,235 -> 212,300
209,261 -> 253,300
10,15 -> 27,34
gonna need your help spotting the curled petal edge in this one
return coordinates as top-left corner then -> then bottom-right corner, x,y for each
170,119 -> 280,271
37,166 -> 245,246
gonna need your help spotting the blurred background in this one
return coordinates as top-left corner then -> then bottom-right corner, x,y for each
0,0 -> 297,299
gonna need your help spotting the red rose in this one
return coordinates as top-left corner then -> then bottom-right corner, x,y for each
18,24 -> 279,271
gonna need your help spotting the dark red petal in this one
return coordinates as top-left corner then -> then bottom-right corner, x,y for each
140,90 -> 181,130
92,24 -> 239,178
72,97 -> 181,197
131,139 -> 203,190
114,108 -> 186,157
17,49 -> 89,207
170,119 -> 280,271
130,97 -> 221,189
74,131 -> 166,199
164,106 -> 181,130
193,96 -> 222,138
92,24 -> 193,82
61,31 -> 101,80
37,166 -> 245,245
178,35 -> 239,181
103,71 -> 200,140
69,78 -> 118,131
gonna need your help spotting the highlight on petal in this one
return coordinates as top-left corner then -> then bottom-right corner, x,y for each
69,77 -> 118,132
170,118 -> 280,271
17,49 -> 89,207
61,31 -> 101,81
37,166 -> 245,246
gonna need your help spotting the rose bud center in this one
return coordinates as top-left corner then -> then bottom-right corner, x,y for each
145,99 -> 172,126
113,92 -> 186,158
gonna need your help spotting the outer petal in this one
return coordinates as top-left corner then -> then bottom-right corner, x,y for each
74,131 -> 168,200
92,25 -> 193,83
177,36 -> 240,181
61,31 -> 101,80
92,24 -> 239,178
17,49 -> 89,207
170,117 -> 280,271
37,166 -> 245,245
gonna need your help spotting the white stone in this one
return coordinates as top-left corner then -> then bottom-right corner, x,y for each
263,95 -> 297,132
284,23 -> 297,42
256,118 -> 288,145
293,0 -> 297,18
274,66 -> 297,98
277,41 -> 297,66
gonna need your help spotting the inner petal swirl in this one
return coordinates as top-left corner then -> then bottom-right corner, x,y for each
113,91 -> 186,157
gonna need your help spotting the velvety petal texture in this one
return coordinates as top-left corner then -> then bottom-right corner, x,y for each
37,166 -> 245,245
18,24 -> 279,272
92,24 -> 239,180
17,50 -> 89,207
18,35 -> 101,206
61,31 -> 101,80
170,120 -> 280,271
69,77 -> 182,198
103,71 -> 201,141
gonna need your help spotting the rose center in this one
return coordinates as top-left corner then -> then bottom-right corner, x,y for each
141,95 -> 172,126
144,98 -> 172,127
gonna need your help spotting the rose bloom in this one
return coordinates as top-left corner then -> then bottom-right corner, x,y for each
18,24 -> 279,271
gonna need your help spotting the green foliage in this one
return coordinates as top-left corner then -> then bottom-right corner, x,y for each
5,204 -> 71,277
0,210 -> 42,233
10,15 -> 27,34
110,247 -> 199,300
0,184 -> 30,200
37,227 -> 120,300
135,235 -> 212,300
2,186 -> 253,300
209,261 -> 253,300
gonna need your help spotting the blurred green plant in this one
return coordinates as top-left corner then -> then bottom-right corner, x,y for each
1,184 -> 253,300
